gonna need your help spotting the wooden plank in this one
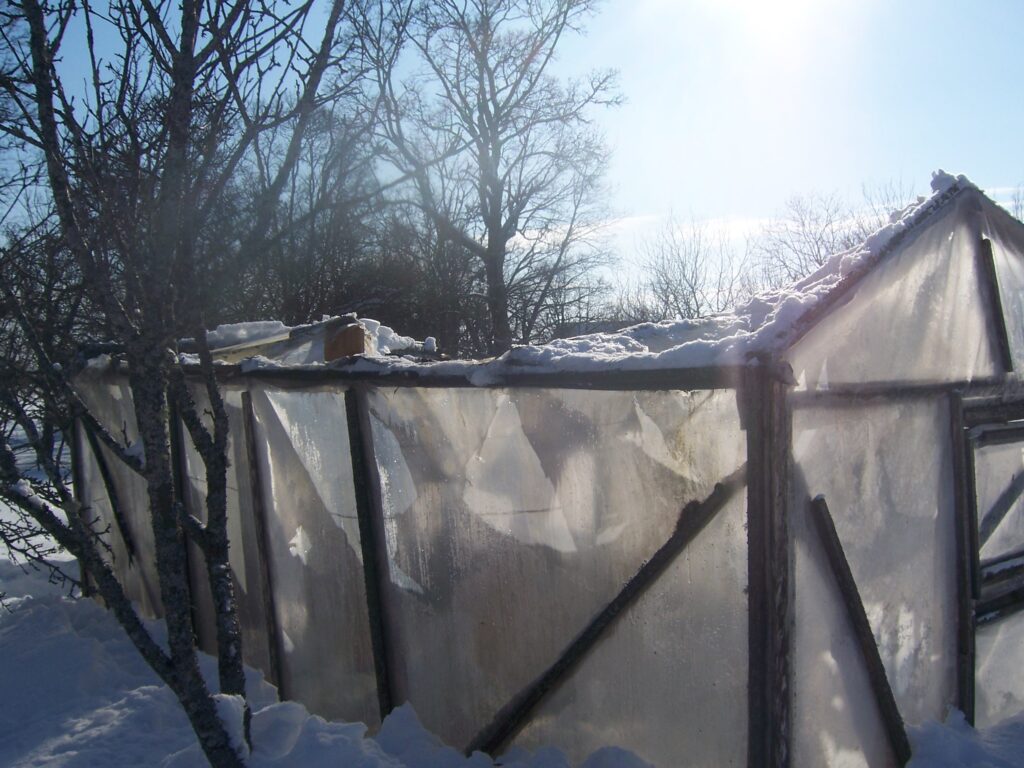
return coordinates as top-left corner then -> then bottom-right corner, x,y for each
809,497 -> 912,766
241,391 -> 287,696
83,418 -> 136,563
185,360 -> 751,393
745,365 -> 793,768
788,378 -> 1002,407
976,237 -> 1014,374
980,547 -> 1024,584
464,465 -> 748,758
949,393 -> 976,722
344,387 -> 396,722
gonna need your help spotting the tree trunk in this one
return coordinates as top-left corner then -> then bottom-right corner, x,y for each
128,348 -> 243,768
484,242 -> 513,354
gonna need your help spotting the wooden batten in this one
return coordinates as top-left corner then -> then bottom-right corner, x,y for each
745,364 -> 793,768
949,393 -> 977,722
240,391 -> 287,697
809,497 -> 912,766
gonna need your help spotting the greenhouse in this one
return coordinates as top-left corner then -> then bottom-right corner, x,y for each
73,172 -> 1024,767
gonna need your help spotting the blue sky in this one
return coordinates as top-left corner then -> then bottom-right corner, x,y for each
553,0 -> 1024,255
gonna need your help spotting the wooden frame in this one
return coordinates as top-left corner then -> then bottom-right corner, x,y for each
745,363 -> 793,768
344,386 -> 397,723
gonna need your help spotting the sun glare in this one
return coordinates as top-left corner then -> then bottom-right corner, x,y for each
713,0 -> 824,67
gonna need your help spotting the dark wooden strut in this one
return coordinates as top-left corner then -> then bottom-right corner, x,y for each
182,360 -> 751,393
977,471 -> 1024,549
81,418 -> 137,563
976,237 -> 1014,375
976,571 -> 1024,625
344,386 -> 396,723
808,497 -> 912,766
963,397 -> 1024,429
745,365 -> 793,768
787,377 -> 1003,406
168,395 -> 205,659
949,393 -> 977,722
972,423 -> 1024,448
463,464 -> 748,758
241,391 -> 287,697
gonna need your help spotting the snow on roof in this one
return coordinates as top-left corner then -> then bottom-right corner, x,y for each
237,170 -> 978,383
172,168 -> 978,385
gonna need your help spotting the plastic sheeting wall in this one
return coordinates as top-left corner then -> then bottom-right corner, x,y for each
366,387 -> 748,766
75,376 -> 163,618
247,386 -> 379,725
179,386 -> 274,680
791,396 -> 958,767
976,611 -> 1024,726
789,192 -> 999,389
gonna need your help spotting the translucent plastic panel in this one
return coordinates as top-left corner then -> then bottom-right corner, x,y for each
789,192 -> 999,388
972,441 -> 1024,563
367,386 -> 747,754
513,490 -> 748,767
179,386 -> 273,681
981,202 -> 1024,371
792,398 -> 957,742
791,496 -> 894,768
248,386 -> 378,725
975,611 -> 1024,726
75,377 -> 163,618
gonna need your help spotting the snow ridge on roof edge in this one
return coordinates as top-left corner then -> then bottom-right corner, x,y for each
237,170 -> 979,382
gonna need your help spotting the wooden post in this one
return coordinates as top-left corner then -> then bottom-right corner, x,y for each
241,390 -> 287,697
809,497 -> 912,766
344,386 -> 396,722
949,393 -> 976,723
976,237 -> 1014,374
745,363 -> 793,768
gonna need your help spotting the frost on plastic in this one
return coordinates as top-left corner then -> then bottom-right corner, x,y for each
367,386 -> 747,765
791,397 -> 958,767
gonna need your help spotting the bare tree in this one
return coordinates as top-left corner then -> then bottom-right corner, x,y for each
612,215 -> 752,323
373,0 -> 619,353
752,182 -> 916,288
0,1 -> 390,764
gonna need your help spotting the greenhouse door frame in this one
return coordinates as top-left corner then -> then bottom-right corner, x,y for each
954,391 -> 1024,725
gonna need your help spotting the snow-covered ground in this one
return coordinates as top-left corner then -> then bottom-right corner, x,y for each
0,555 -> 649,767
3,555 -> 1023,768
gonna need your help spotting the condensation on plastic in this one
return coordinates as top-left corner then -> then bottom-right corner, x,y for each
366,386 -> 747,759
178,386 -> 273,679
75,376 -> 163,618
247,385 -> 378,725
791,397 -> 957,766
789,192 -> 999,389
980,199 -> 1024,372
975,610 -> 1024,726
972,441 -> 1024,563
514,489 -> 749,767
